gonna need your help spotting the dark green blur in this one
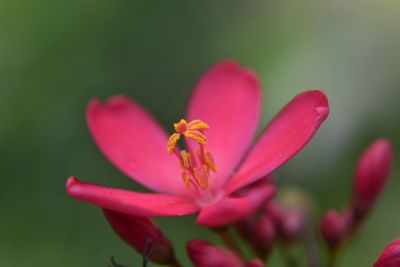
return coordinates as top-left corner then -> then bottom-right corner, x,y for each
1,1 -> 399,266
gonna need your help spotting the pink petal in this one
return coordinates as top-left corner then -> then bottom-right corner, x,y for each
186,60 -> 262,190
196,183 -> 275,227
226,90 -> 329,194
187,240 -> 243,267
374,239 -> 400,267
87,96 -> 185,195
66,177 -> 200,217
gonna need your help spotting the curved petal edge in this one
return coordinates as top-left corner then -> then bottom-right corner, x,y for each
66,177 -> 200,217
226,90 -> 329,194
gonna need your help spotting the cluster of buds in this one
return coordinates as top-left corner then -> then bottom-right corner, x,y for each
320,139 -> 393,255
102,139 -> 393,267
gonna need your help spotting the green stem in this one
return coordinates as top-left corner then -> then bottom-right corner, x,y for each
279,245 -> 299,267
169,259 -> 183,267
214,226 -> 246,259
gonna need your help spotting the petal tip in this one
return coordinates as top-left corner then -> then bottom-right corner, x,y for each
87,95 -> 132,113
66,176 -> 78,189
303,90 -> 330,123
66,176 -> 81,197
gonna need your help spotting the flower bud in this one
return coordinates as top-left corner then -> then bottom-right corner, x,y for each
187,240 -> 243,267
352,139 -> 393,217
373,239 -> 400,267
247,258 -> 264,267
103,209 -> 175,265
280,208 -> 305,242
235,216 -> 256,241
320,210 -> 348,249
251,214 -> 277,259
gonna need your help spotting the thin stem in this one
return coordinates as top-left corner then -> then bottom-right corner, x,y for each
279,245 -> 299,267
327,249 -> 339,267
302,217 -> 321,267
213,226 -> 246,259
169,259 -> 183,267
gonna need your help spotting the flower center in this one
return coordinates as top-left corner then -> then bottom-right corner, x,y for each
167,119 -> 217,190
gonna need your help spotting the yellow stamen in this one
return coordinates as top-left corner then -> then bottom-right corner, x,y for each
167,119 -> 217,190
181,150 -> 191,168
167,133 -> 181,154
204,150 -> 217,172
182,170 -> 191,189
183,132 -> 206,145
188,120 -> 209,130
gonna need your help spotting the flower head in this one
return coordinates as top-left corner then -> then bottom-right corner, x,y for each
66,60 -> 329,227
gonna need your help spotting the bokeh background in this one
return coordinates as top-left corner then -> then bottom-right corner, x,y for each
1,1 -> 399,266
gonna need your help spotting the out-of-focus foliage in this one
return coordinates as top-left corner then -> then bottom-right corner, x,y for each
0,1 -> 399,266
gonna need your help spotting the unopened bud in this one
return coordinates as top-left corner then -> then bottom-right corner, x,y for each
235,216 -> 256,241
280,208 -> 305,242
373,239 -> 400,267
103,209 -> 175,265
353,139 -> 393,217
187,240 -> 243,267
251,214 -> 277,259
320,210 -> 348,249
247,258 -> 264,267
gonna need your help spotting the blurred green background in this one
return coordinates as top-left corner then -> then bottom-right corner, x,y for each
1,0 -> 399,266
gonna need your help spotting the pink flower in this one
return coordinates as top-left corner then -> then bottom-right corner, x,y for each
103,209 -> 176,264
374,239 -> 400,267
187,240 -> 243,267
352,139 -> 393,215
66,60 -> 329,227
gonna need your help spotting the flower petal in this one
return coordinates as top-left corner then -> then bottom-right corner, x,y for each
186,60 -> 262,190
226,90 -> 329,194
87,96 -> 185,194
66,177 -> 200,217
196,183 -> 275,227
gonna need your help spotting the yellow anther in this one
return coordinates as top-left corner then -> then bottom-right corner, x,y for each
181,150 -> 191,168
204,150 -> 217,172
192,168 -> 206,189
202,165 -> 210,187
167,133 -> 181,154
182,171 -> 191,189
186,130 -> 207,141
184,133 -> 207,145
188,120 -> 209,130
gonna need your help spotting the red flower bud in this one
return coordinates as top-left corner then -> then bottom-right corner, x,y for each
235,216 -> 256,241
374,239 -> 400,267
353,139 -> 393,216
280,208 -> 305,242
103,209 -> 175,265
247,258 -> 264,267
187,240 -> 243,267
251,214 -> 277,259
320,210 -> 348,249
